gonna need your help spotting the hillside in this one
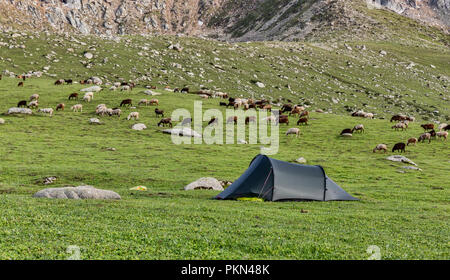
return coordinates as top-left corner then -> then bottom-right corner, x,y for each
0,0 -> 448,41
0,26 -> 449,122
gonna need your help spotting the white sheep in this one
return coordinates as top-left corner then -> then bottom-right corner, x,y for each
364,112 -> 374,119
392,122 -> 406,131
28,100 -> 39,109
110,108 -> 121,117
436,131 -> 448,141
373,144 -> 387,153
84,92 -> 94,100
352,124 -> 364,133
438,123 -> 448,131
138,99 -> 149,106
286,128 -> 300,137
37,108 -> 53,116
83,95 -> 92,102
71,104 -> 83,112
127,112 -> 139,120
29,94 -> 39,101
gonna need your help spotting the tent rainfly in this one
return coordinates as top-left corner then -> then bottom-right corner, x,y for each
216,155 -> 358,201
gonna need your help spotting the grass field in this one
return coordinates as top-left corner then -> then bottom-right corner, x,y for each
0,76 -> 448,259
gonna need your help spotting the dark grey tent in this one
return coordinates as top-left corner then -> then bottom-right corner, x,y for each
216,154 -> 358,201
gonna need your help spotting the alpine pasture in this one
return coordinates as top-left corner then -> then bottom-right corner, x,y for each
0,24 -> 449,259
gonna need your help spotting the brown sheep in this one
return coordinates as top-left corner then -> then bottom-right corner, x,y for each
158,118 -> 172,127
421,124 -> 434,131
120,99 -> 132,107
55,103 -> 65,111
68,93 -> 78,100
407,138 -> 417,146
18,82 -> 24,87
297,118 -> 308,125
155,108 -> 164,118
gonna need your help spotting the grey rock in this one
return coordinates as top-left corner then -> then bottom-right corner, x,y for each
163,128 -> 201,138
7,107 -> 32,115
386,155 -> 417,166
295,157 -> 307,164
33,185 -> 121,200
132,123 -> 147,131
81,86 -> 102,92
184,177 -> 224,191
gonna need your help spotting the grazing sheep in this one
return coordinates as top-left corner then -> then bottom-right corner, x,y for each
392,122 -> 407,131
37,108 -> 53,116
84,92 -> 94,100
227,116 -> 238,124
297,118 -> 308,125
392,143 -> 406,153
28,100 -> 39,109
421,124 -> 434,131
55,103 -> 65,111
340,128 -> 353,135
219,102 -> 227,107
155,108 -> 164,117
436,131 -> 448,141
68,93 -> 78,100
405,116 -> 415,122
181,87 -> 189,93
373,144 -> 388,153
29,94 -> 39,101
121,85 -> 131,91
83,95 -> 92,102
443,125 -> 450,131
390,115 -> 406,122
71,104 -> 83,112
149,99 -> 159,106
429,130 -> 437,139
299,110 -> 309,118
281,104 -> 293,113
438,123 -> 448,131
54,79 -> 64,85
352,124 -> 364,133
286,128 -> 300,137
363,112 -> 374,119
127,112 -> 139,120
245,116 -> 256,125
138,99 -> 149,106
96,105 -> 108,116
17,100 -> 27,107
158,118 -> 172,127
263,115 -> 276,124
120,99 -> 132,107
418,133 -> 431,144
18,82 -> 24,87
407,138 -> 417,146
278,115 -> 289,126
109,108 -> 122,117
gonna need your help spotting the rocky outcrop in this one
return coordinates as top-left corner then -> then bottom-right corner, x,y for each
0,0 -> 447,40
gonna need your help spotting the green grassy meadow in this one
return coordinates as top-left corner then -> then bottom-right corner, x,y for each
0,76 -> 448,259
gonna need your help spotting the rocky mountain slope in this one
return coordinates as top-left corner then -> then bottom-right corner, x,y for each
0,0 -> 448,41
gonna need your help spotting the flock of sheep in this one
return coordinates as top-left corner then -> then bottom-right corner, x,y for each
3,77 -> 449,157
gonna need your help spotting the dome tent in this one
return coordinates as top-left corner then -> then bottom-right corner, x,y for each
216,155 -> 358,201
